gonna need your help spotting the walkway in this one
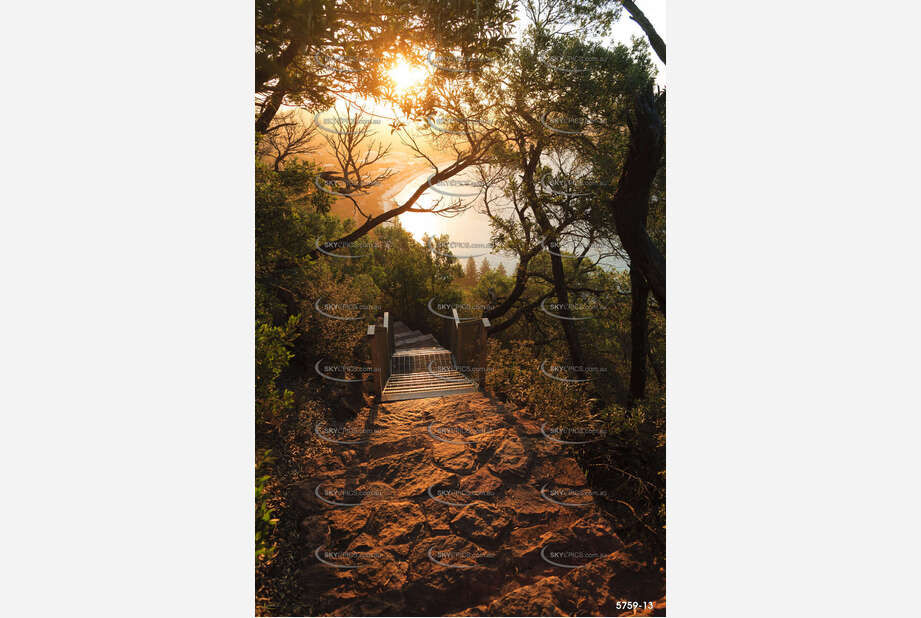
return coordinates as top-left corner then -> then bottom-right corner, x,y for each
381,321 -> 478,402
296,393 -> 665,616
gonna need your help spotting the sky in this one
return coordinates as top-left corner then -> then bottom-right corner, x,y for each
511,0 -> 666,85
607,0 -> 665,84
389,1 -> 666,266
297,1 -> 667,266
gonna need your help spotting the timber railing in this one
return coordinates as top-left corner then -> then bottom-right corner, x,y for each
366,311 -> 391,394
442,309 -> 490,387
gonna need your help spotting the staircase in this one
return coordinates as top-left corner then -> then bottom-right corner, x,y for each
381,321 -> 478,402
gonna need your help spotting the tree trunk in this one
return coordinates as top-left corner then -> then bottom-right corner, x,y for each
620,0 -> 666,64
517,137 -> 587,380
309,159 -> 475,259
256,88 -> 287,134
256,36 -> 308,92
629,266 -> 649,400
549,246 -> 586,378
607,89 -> 666,309
531,206 -> 586,379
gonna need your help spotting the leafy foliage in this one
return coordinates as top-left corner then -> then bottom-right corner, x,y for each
255,451 -> 279,564
256,316 -> 298,430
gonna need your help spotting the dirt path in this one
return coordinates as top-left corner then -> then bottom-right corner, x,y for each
293,393 -> 665,616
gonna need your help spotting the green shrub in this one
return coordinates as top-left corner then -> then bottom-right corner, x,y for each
255,451 -> 279,564
255,315 -> 298,430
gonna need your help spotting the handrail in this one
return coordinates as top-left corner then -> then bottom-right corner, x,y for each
368,310 -> 489,397
443,312 -> 489,386
366,314 -> 392,395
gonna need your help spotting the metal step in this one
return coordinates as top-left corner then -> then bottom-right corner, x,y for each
392,321 -> 412,336
381,321 -> 476,401
391,350 -> 453,374
385,372 -> 471,388
392,346 -> 447,357
395,332 -> 432,345
381,369 -> 477,402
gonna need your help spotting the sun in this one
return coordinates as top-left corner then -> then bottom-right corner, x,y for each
387,58 -> 427,94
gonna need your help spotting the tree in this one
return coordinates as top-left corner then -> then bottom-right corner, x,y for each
479,257 -> 492,278
255,0 -> 518,132
424,234 -> 464,298
465,256 -> 478,285
314,104 -> 397,220
605,88 -> 665,309
495,262 -> 508,277
257,109 -> 319,170
536,0 -> 666,308
620,0 -> 665,63
474,265 -> 514,309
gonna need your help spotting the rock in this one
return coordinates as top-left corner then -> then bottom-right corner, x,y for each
403,536 -> 499,615
329,597 -> 401,617
514,417 -> 544,437
458,466 -> 503,497
367,447 -> 454,497
302,504 -> 371,543
487,436 -> 531,479
569,515 -> 625,554
453,603 -> 489,616
363,501 -> 426,545
467,428 -> 512,458
503,485 -> 562,525
507,524 -> 554,569
563,549 -> 664,616
368,433 -> 428,459
433,441 -> 477,474
483,577 -> 567,617
449,502 -> 514,548
289,393 -> 663,616
533,456 -> 587,487
422,505 -> 454,536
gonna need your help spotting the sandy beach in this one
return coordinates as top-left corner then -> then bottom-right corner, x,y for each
324,155 -> 457,222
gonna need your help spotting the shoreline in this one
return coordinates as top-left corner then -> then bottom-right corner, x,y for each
377,158 -> 457,213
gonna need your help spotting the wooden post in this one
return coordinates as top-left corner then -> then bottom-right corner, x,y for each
475,317 -> 489,386
381,313 -> 391,389
366,314 -> 393,396
450,308 -> 461,357
367,325 -> 384,394
446,312 -> 489,386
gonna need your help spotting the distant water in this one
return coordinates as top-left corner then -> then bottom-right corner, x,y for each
391,166 -> 627,272
392,167 -> 519,271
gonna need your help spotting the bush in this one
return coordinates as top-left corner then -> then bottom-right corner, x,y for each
256,315 -> 298,430
255,451 -> 279,564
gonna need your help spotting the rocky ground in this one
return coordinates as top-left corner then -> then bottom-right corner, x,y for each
291,392 -> 665,616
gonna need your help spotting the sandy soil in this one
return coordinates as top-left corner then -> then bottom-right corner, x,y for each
289,392 -> 665,616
